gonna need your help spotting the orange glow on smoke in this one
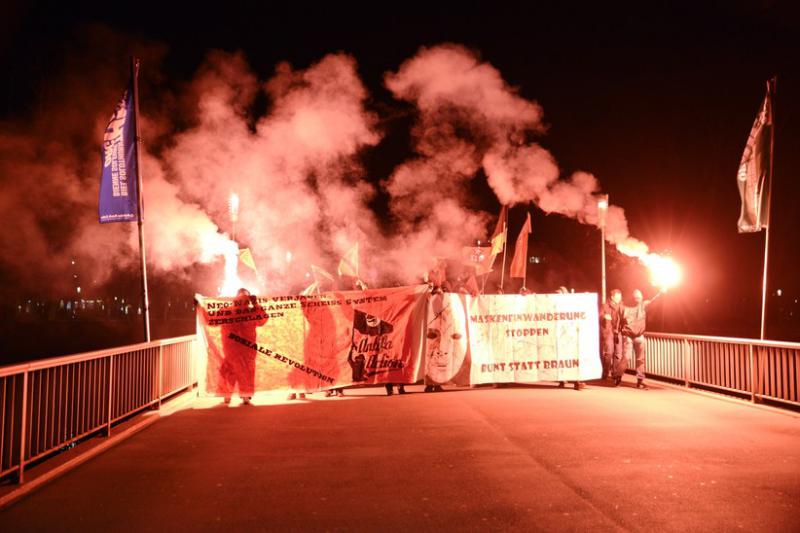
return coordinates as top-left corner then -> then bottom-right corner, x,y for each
219,248 -> 243,297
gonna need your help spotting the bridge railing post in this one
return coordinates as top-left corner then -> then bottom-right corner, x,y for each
748,344 -> 756,403
682,339 -> 690,389
106,355 -> 114,437
157,345 -> 163,409
17,371 -> 28,484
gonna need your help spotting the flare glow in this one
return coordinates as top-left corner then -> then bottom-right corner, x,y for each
219,248 -> 242,297
228,192 -> 240,222
643,254 -> 683,291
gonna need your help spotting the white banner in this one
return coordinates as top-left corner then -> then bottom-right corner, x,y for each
467,293 -> 601,384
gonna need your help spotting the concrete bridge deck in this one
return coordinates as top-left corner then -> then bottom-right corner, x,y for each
2,378 -> 798,532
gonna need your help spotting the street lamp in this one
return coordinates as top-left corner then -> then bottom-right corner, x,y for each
598,194 -> 609,304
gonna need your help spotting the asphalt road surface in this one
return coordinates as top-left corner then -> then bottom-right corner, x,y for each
2,380 -> 799,532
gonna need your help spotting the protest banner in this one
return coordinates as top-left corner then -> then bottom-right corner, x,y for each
196,285 -> 428,395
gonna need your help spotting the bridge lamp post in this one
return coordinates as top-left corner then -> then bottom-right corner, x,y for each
598,194 -> 609,304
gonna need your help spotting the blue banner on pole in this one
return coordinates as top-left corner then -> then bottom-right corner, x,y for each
99,83 -> 138,223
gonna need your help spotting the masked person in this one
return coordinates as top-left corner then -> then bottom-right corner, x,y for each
601,289 -> 625,382
622,289 -> 661,389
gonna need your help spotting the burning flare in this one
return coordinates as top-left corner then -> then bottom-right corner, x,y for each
642,254 -> 683,291
228,192 -> 240,222
615,237 -> 683,292
219,248 -> 242,297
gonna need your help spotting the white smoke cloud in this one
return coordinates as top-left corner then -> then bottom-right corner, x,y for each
0,35 -> 660,302
162,50 -> 383,292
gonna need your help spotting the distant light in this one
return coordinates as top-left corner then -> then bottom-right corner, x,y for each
529,256 -> 541,264
71,259 -> 75,265
477,240 -> 482,245
597,198 -> 608,210
777,289 -> 783,297
76,286 -> 81,294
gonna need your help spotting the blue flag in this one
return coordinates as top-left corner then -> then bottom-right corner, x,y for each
99,83 -> 138,223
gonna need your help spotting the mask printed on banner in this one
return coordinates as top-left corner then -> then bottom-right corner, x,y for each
425,302 -> 464,384
346,309 -> 397,380
426,328 -> 450,381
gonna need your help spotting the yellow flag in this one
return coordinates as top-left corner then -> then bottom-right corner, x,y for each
239,248 -> 258,273
337,243 -> 359,278
299,281 -> 319,296
311,264 -> 335,283
490,205 -> 508,255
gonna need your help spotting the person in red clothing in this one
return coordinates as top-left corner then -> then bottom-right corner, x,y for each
219,288 -> 268,405
623,288 -> 662,389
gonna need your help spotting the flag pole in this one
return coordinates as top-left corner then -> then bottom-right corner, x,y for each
499,215 -> 508,291
522,231 -> 529,289
759,76 -> 776,341
131,56 -> 151,342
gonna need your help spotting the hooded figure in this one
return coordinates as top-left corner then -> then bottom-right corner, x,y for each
347,309 -> 394,382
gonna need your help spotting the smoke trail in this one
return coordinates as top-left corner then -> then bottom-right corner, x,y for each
380,43 -> 545,280
384,43 -> 654,265
162,50 -> 383,292
0,33 -> 662,303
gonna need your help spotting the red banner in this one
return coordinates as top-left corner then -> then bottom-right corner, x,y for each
197,285 -> 428,395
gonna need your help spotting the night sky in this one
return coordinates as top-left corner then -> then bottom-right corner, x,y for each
1,1 -> 799,360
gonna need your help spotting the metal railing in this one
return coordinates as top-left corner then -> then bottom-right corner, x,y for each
2,331 -> 796,483
0,335 -> 197,483
644,332 -> 800,408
